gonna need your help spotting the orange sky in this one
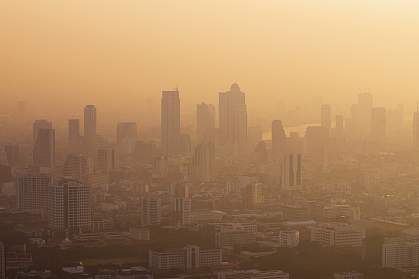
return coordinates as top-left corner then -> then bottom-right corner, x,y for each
1,0 -> 419,126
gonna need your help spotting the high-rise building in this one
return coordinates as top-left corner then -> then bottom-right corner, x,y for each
84,105 -> 97,156
281,135 -> 303,190
116,122 -> 138,156
219,83 -> 247,150
63,154 -> 90,182
244,183 -> 264,209
32,120 -> 52,142
68,119 -> 81,153
0,242 -> 4,279
351,93 -> 373,139
335,115 -> 345,137
140,197 -> 161,226
371,107 -> 386,142
33,128 -> 55,168
95,146 -> 119,174
196,103 -> 215,143
173,198 -> 192,226
191,142 -> 215,182
161,90 -> 181,156
321,104 -> 332,130
16,173 -> 51,214
272,120 -> 287,158
304,126 -> 328,165
48,178 -> 90,232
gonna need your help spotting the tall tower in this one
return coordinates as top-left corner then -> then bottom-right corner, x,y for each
219,83 -> 247,150
272,120 -> 286,158
161,90 -> 181,156
281,135 -> 303,190
140,196 -> 161,226
192,142 -> 215,182
196,103 -> 215,143
48,178 -> 91,232
33,120 -> 52,142
84,105 -> 97,156
33,128 -> 55,168
68,119 -> 81,154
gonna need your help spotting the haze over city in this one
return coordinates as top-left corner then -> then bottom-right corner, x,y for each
2,1 -> 419,279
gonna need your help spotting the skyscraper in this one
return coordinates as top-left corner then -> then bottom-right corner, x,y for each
17,173 -> 51,214
191,142 -> 215,182
173,198 -> 192,226
68,119 -> 81,153
351,93 -> 373,139
63,154 -> 90,182
161,90 -> 180,156
116,122 -> 138,156
33,120 -> 52,142
33,128 -> 55,168
196,103 -> 215,143
95,146 -> 119,174
281,135 -> 303,190
84,105 -> 97,156
272,120 -> 287,158
321,104 -> 332,130
48,178 -> 90,232
219,83 -> 247,150
140,196 -> 161,226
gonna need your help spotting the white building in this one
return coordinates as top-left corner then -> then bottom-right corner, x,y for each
48,179 -> 91,232
310,223 -> 365,248
149,245 -> 221,272
278,230 -> 300,248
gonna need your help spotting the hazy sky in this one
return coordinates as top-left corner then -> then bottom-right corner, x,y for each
2,0 -> 419,126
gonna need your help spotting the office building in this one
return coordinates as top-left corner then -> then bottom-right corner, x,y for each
192,142 -> 215,182
244,183 -> 264,209
140,197 -> 161,226
173,198 -> 192,226
278,230 -> 300,248
17,173 -> 51,214
219,83 -> 247,150
84,105 -> 97,156
196,102 -> 215,142
32,120 -> 52,142
33,128 -> 55,168
95,146 -> 119,174
48,179 -> 91,232
310,223 -> 365,248
161,90 -> 181,156
116,122 -> 138,156
63,154 -> 90,182
281,135 -> 303,190
149,245 -> 222,272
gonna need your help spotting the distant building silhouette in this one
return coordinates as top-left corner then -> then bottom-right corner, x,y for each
116,122 -> 138,156
219,83 -> 247,151
68,119 -> 81,154
33,128 -> 55,168
84,105 -> 97,157
161,90 -> 181,156
196,102 -> 215,143
192,142 -> 215,182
